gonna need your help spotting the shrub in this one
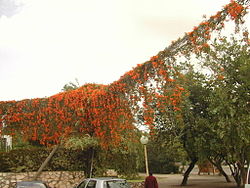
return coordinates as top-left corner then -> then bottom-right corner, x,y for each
0,148 -> 85,172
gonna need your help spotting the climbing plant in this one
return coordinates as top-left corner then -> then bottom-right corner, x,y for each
0,0 -> 249,151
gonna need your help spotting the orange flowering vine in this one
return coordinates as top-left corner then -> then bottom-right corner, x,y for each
225,0 -> 245,20
186,0 -> 248,53
0,0 -> 249,148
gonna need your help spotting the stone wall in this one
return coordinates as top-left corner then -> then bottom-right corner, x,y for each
0,171 -> 84,188
130,182 -> 144,188
0,171 -> 143,188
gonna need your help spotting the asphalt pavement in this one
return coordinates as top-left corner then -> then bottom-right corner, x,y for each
141,166 -> 238,188
156,174 -> 236,188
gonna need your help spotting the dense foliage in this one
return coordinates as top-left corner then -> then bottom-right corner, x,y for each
0,148 -> 85,172
1,0 -> 248,148
0,147 -> 139,177
200,37 -> 250,186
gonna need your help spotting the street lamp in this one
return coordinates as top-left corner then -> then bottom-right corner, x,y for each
140,135 -> 149,176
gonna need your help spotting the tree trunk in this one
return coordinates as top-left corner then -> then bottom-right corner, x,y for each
84,147 -> 94,178
181,158 -> 198,186
239,162 -> 247,185
217,163 -> 231,182
33,144 -> 60,180
208,158 -> 231,183
232,163 -> 242,187
234,174 -> 242,188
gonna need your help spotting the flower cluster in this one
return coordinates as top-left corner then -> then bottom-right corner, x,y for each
0,0 -> 248,148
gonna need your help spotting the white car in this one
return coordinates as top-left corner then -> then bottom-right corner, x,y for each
74,177 -> 131,188
16,181 -> 50,188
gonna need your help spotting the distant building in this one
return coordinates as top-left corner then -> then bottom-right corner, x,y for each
0,115 -> 13,151
1,135 -> 12,151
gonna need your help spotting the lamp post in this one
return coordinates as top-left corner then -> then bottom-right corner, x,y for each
140,135 -> 149,176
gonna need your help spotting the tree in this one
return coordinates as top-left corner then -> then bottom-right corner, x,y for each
175,71 -> 211,186
146,134 -> 186,174
201,37 -> 250,187
175,36 -> 250,187
179,70 -> 232,184
62,79 -> 80,92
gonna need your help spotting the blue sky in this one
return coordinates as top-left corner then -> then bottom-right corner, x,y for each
0,0 -> 248,101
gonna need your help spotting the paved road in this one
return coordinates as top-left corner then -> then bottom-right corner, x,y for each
156,174 -> 236,188
141,166 -> 238,188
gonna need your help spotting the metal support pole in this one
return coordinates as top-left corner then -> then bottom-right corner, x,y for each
89,148 -> 94,178
144,144 -> 149,176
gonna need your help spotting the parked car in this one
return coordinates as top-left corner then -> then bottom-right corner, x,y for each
15,180 -> 50,188
74,177 -> 131,188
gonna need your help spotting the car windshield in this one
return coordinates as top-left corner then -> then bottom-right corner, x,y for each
16,182 -> 47,188
105,180 -> 130,188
